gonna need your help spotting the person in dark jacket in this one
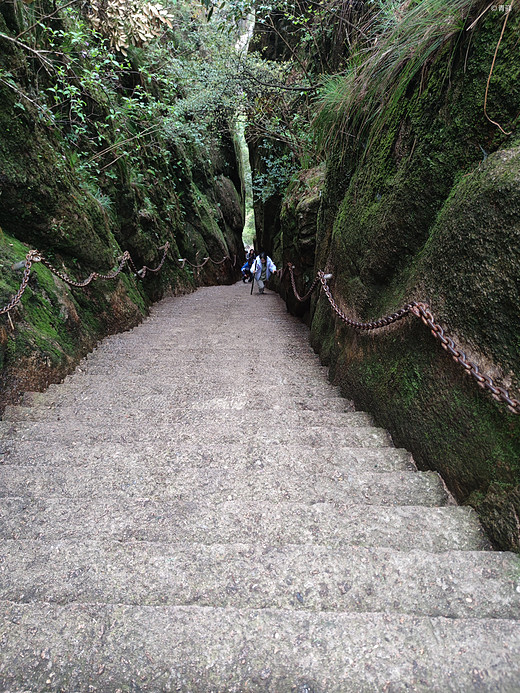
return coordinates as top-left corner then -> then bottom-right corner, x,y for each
241,249 -> 255,282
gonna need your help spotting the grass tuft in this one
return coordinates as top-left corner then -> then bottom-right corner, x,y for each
313,0 -> 477,160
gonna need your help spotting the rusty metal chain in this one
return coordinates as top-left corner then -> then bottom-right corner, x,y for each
208,256 -> 229,266
287,264 -> 321,303
39,252 -> 130,287
284,262 -> 520,415
410,303 -> 520,415
181,257 -> 210,269
135,244 -> 170,278
318,271 -> 416,329
3,242 -> 237,328
2,243 -> 171,316
0,250 -> 41,315
177,253 -> 238,268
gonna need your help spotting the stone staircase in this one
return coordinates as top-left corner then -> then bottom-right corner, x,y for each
0,282 -> 519,692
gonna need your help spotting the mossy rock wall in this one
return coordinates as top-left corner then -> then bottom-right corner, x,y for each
272,166 -> 325,319
283,11 -> 520,550
0,8 -> 243,410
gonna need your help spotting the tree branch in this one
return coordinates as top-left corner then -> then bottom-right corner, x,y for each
0,32 -> 54,74
16,0 -> 80,39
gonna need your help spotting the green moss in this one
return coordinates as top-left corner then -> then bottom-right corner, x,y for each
0,0 -> 245,417
310,296 -> 337,366
298,13 -> 520,550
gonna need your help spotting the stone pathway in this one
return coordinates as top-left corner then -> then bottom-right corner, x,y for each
0,282 -> 519,692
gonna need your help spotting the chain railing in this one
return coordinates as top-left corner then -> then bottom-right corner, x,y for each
3,243 -> 239,318
284,263 -> 520,415
177,254 -> 237,269
5,249 -> 516,413
1,243 -> 171,318
285,263 -> 322,303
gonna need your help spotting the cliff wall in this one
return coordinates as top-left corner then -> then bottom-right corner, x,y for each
274,6 -> 520,550
0,1 -> 243,409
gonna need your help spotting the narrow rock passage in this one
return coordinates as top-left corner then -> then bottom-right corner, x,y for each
0,282 -> 519,692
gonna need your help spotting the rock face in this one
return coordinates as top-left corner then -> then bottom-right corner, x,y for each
0,282 -> 519,690
0,4 -> 244,411
273,10 -> 520,551
276,166 -> 325,319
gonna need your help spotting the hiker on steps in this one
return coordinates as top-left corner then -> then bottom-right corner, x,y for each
250,251 -> 277,294
241,249 -> 255,283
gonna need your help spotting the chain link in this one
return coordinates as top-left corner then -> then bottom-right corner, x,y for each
409,303 -> 520,415
136,244 -> 170,278
4,244 -> 238,316
181,257 -> 210,269
284,262 -> 520,415
0,250 -> 42,315
286,264 -> 321,303
318,271 -> 416,329
177,254 -> 237,269
2,243 -> 171,316
209,256 -> 229,266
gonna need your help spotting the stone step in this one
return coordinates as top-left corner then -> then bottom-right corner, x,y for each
83,339 -> 318,352
96,317 -> 303,324
37,380 -> 342,401
20,390 -> 354,412
80,360 -> 327,376
0,497 -> 489,551
0,465 -> 450,506
85,334 -> 314,348
72,336 -> 315,349
19,389 -> 347,411
84,339 -> 318,352
0,603 -> 519,691
0,420 -> 394,449
0,442 -> 414,474
58,372 -> 335,389
1,541 -> 518,618
88,346 -> 321,360
2,406 -> 373,428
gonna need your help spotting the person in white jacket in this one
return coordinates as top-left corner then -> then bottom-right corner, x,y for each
250,252 -> 277,294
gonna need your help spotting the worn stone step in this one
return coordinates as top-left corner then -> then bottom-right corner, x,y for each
0,602 -> 519,691
85,346 -> 313,358
0,497 -> 489,550
80,360 -> 328,376
58,372 -> 335,390
2,406 -> 373,429
20,390 -> 353,412
0,420 -> 393,449
1,541 -> 518,618
84,339 -> 318,352
83,357 -> 324,372
37,380 -> 342,402
100,317 -> 306,327
86,339 -> 316,352
87,346 -> 321,361
0,442 -> 414,474
0,465 -> 450,506
19,390 -> 347,412
85,335 -> 314,350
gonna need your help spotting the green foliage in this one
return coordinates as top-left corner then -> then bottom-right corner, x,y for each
1,0 -> 255,227
313,0 -> 476,159
252,144 -> 297,202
